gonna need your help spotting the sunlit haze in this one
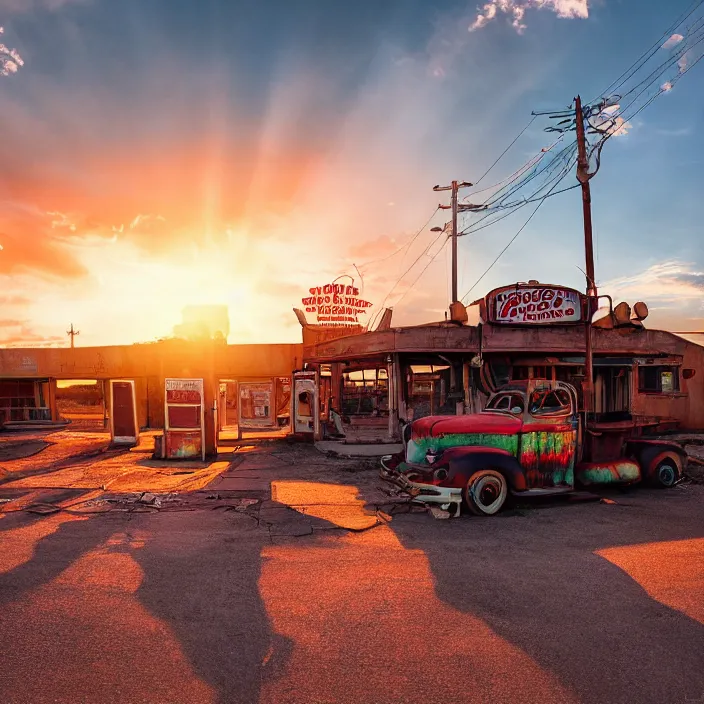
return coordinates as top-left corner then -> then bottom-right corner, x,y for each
1,0 -> 703,347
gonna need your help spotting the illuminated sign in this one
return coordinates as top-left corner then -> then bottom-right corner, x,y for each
166,378 -> 203,404
489,284 -> 583,325
301,282 -> 372,326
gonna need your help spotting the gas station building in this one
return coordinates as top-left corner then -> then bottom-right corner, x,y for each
0,339 -> 301,458
2,280 -> 704,456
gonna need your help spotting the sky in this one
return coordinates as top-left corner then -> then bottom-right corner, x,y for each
0,0 -> 703,348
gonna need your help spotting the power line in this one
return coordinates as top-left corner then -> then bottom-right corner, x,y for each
459,179 -> 579,238
461,153 -> 544,199
470,115 -> 537,188
477,137 -> 573,209
457,141 -> 577,236
356,207 -> 440,271
367,226 -> 448,329
594,0 -> 704,101
460,177 -> 568,303
394,236 -> 449,309
452,1 -> 704,306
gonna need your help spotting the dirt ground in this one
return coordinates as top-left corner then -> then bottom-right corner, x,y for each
1,430 -> 703,704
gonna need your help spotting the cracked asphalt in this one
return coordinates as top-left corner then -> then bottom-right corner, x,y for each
1,433 -> 703,704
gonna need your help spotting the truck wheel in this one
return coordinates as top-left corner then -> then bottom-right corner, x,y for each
651,456 -> 682,488
464,470 -> 508,516
641,448 -> 683,488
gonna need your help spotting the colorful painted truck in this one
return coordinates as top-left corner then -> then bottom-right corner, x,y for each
380,380 -> 687,517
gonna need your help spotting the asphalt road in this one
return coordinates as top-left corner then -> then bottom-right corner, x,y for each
1,441 -> 703,704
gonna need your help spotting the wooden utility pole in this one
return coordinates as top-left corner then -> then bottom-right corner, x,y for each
67,323 -> 80,348
434,180 -> 478,303
575,95 -> 597,414
575,96 -> 598,299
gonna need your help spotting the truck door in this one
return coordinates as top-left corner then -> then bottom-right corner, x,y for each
521,386 -> 577,488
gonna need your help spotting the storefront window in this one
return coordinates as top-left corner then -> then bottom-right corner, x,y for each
341,368 -> 388,416
407,364 -> 459,419
0,380 -> 50,422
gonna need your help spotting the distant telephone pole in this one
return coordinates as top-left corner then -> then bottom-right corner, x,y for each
433,180 -> 485,304
67,323 -> 80,348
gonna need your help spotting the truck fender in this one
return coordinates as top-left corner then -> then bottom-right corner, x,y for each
442,447 -> 527,493
626,440 -> 687,483
632,444 -> 685,487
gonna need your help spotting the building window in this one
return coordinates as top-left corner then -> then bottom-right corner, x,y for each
341,368 -> 388,416
0,380 -> 49,422
638,366 -> 680,394
407,364 -> 460,418
512,366 -> 530,381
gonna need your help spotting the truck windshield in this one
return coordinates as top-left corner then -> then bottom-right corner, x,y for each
485,393 -> 525,415
529,388 -> 571,416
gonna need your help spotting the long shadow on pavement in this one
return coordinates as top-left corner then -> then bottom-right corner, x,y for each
375,484 -> 704,704
0,478 -> 345,704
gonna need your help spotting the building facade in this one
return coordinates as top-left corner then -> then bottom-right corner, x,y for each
2,281 -> 702,452
300,282 -> 704,441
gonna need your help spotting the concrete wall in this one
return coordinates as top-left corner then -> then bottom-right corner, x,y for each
0,341 -> 303,448
0,341 -> 303,382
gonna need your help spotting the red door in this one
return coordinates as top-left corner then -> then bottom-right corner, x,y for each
111,380 -> 137,443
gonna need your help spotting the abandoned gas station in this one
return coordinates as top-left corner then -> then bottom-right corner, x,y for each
1,280 -> 703,456
297,281 -> 704,444
0,340 -> 301,459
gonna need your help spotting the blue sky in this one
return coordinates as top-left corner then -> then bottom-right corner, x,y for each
0,0 -> 702,346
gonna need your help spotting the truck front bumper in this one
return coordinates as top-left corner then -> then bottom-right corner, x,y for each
380,455 -> 463,517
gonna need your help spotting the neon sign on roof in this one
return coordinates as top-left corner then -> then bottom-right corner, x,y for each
301,282 -> 372,326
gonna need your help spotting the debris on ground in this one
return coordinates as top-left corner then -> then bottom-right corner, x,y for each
429,506 -> 452,519
686,453 -> 704,484
228,498 -> 259,512
26,503 -> 62,515
600,498 -> 618,505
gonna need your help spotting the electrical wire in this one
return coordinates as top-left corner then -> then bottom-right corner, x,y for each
459,180 -> 579,238
470,115 -> 537,188
457,141 -> 577,235
356,207 -> 440,271
593,0 -> 704,101
460,178 -> 563,304
394,236 -> 449,309
368,226 -> 448,329
364,1 -> 704,319
461,152 -> 544,199
587,18 -> 704,158
449,2 -> 704,307
478,137 -> 573,209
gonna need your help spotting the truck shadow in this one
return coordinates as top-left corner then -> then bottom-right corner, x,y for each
376,486 -> 704,704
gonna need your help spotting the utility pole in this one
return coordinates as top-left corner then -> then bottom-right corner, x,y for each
67,323 -> 80,348
433,180 -> 481,304
575,96 -> 597,300
574,95 -> 597,415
